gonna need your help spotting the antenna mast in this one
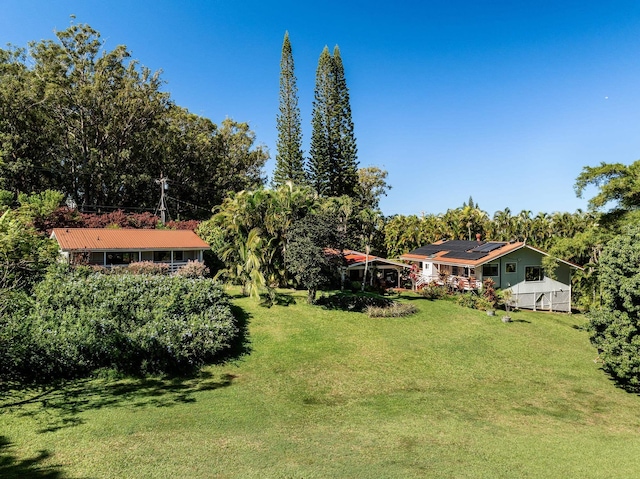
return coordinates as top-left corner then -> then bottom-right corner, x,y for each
155,174 -> 169,225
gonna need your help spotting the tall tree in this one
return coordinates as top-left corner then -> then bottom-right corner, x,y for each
0,22 -> 268,219
332,46 -> 358,196
272,32 -> 305,187
308,45 -> 358,198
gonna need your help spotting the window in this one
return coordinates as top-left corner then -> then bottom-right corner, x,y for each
174,251 -> 184,261
452,266 -> 459,275
505,262 -> 517,273
525,266 -> 544,282
106,252 -> 138,265
89,252 -> 104,264
154,251 -> 171,262
482,264 -> 499,277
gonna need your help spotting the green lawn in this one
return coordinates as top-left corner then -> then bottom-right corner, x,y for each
3,289 -> 640,478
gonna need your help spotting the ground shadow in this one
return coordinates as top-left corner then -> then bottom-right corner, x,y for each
315,292 -> 395,312
0,436 -> 67,479
221,304 -> 252,360
1,370 -> 237,434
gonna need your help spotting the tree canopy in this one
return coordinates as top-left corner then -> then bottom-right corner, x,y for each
575,160 -> 640,213
0,22 -> 267,219
588,225 -> 640,390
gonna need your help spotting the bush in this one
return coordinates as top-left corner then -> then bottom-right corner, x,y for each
316,292 -> 394,312
365,302 -> 418,318
175,260 -> 210,278
482,278 -> 498,309
455,293 -> 479,309
127,261 -> 169,275
418,282 -> 447,300
0,268 -> 238,381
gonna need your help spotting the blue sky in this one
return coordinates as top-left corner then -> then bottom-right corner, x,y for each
3,1 -> 640,216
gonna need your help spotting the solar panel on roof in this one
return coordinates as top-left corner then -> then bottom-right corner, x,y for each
440,240 -> 480,252
441,251 -> 488,260
471,242 -> 505,253
410,246 -> 444,256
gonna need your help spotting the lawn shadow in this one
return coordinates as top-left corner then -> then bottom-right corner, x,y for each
0,436 -> 68,479
221,304 -> 252,359
315,292 -> 395,312
0,370 -> 237,434
258,291 -> 297,308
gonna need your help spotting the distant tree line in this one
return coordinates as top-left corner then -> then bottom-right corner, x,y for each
0,22 -> 267,219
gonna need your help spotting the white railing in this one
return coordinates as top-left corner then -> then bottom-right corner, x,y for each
415,273 -> 479,291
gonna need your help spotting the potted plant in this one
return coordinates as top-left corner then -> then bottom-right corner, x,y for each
482,278 -> 498,316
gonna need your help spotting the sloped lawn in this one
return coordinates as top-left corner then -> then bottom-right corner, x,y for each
2,290 -> 640,478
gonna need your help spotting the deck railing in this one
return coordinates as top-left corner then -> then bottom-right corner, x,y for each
415,273 -> 480,291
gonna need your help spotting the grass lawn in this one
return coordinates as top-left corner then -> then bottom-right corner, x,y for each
3,289 -> 640,478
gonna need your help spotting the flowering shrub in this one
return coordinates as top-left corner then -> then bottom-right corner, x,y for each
127,261 -> 169,275
174,260 -> 210,278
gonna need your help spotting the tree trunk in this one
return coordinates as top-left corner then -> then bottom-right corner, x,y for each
307,287 -> 316,304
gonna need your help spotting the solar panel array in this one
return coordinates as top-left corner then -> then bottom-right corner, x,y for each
471,242 -> 506,253
408,240 -> 508,260
441,251 -> 488,260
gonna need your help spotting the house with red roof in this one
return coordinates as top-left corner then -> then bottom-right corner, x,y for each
51,228 -> 209,273
400,237 -> 582,312
343,249 -> 411,289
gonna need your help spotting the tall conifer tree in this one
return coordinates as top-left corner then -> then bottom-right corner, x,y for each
273,31 -> 305,187
332,46 -> 358,196
309,45 -> 358,197
309,46 -> 335,196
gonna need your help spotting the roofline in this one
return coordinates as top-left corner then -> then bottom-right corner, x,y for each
347,258 -> 410,269
523,244 -> 584,270
400,243 -> 583,270
58,247 -> 207,253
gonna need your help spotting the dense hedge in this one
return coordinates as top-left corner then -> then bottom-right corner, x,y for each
0,267 -> 238,381
316,292 -> 395,312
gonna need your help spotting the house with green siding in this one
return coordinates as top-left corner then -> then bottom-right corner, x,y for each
400,238 -> 582,312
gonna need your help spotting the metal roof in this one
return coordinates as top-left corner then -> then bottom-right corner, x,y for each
51,228 -> 209,251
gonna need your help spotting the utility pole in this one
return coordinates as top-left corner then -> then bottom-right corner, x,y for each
155,174 -> 169,225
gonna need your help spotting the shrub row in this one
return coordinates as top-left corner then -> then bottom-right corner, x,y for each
365,303 -> 418,318
0,267 -> 238,382
316,292 -> 395,312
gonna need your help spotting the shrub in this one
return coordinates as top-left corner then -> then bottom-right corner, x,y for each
316,292 -> 394,312
1,269 -> 238,381
127,261 -> 169,275
365,302 -> 418,318
418,282 -> 447,300
474,296 -> 494,311
455,293 -> 479,309
175,260 -> 210,278
482,278 -> 498,309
